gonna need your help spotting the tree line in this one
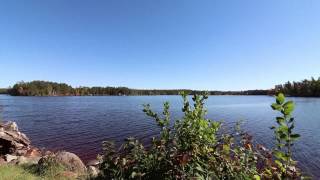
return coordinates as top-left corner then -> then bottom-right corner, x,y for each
6,81 -> 270,96
0,88 -> 8,94
5,78 -> 320,97
275,77 -> 320,97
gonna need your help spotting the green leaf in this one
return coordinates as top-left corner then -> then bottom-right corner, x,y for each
289,123 -> 295,130
271,103 -> 282,111
283,101 -> 295,115
290,134 -> 300,140
274,150 -> 287,161
274,160 -> 283,168
276,93 -> 285,105
278,125 -> 289,133
275,160 -> 285,172
196,164 -> 205,173
276,117 -> 285,125
289,117 -> 294,123
253,175 -> 261,180
131,172 -> 137,178
223,144 -> 230,154
279,133 -> 287,140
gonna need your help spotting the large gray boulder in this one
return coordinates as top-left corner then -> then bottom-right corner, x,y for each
0,121 -> 31,156
54,151 -> 87,175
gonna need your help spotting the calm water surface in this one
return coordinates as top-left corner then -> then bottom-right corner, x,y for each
0,95 -> 319,177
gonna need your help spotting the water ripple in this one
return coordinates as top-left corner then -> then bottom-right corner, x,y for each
0,95 -> 319,177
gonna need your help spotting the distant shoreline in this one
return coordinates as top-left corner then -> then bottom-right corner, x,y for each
1,93 -> 272,97
2,80 -> 272,97
3,77 -> 320,97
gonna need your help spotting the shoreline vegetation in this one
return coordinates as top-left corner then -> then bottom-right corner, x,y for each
1,77 -> 320,97
0,88 -> 8,94
0,93 -> 305,179
4,81 -> 271,96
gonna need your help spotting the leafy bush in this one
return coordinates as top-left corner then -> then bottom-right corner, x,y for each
99,92 -> 303,179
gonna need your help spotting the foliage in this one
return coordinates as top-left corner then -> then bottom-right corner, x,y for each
275,77 -> 320,97
270,93 -> 301,178
0,165 -> 38,180
9,77 -> 320,97
8,81 -> 73,96
7,80 -> 269,96
0,88 -> 8,94
99,92 -> 303,179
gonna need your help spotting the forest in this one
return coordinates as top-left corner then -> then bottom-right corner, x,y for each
0,89 -> 8,94
4,77 -> 320,97
6,81 -> 270,96
275,77 -> 320,97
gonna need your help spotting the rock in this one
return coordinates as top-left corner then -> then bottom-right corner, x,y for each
87,166 -> 99,177
5,154 -> 18,162
54,151 -> 87,175
0,121 -> 18,131
0,121 -> 31,156
16,156 -> 28,165
16,149 -> 28,156
17,155 -> 41,165
44,150 -> 52,156
0,157 -> 6,165
25,148 -> 41,158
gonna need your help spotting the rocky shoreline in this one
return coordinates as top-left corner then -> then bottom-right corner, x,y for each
0,121 -> 100,178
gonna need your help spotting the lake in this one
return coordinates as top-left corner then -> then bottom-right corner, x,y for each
0,95 -> 319,177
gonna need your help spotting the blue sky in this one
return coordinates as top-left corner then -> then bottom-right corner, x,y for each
0,0 -> 319,90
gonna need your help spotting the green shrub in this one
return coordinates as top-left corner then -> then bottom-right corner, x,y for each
270,93 -> 301,178
99,92 -> 303,179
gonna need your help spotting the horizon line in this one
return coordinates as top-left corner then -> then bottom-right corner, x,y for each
1,80 -> 273,92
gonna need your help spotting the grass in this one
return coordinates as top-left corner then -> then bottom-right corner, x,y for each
0,154 -> 89,180
0,164 -> 79,180
0,165 -> 38,180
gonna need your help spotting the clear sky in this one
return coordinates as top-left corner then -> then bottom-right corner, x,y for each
0,0 -> 319,90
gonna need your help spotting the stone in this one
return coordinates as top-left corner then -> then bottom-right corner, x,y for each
87,165 -> 99,177
5,154 -> 18,162
2,121 -> 19,131
0,121 -> 31,156
54,151 -> 87,175
0,157 -> 6,165
44,150 -> 52,156
17,155 -> 41,165
16,149 -> 28,156
25,148 -> 41,158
